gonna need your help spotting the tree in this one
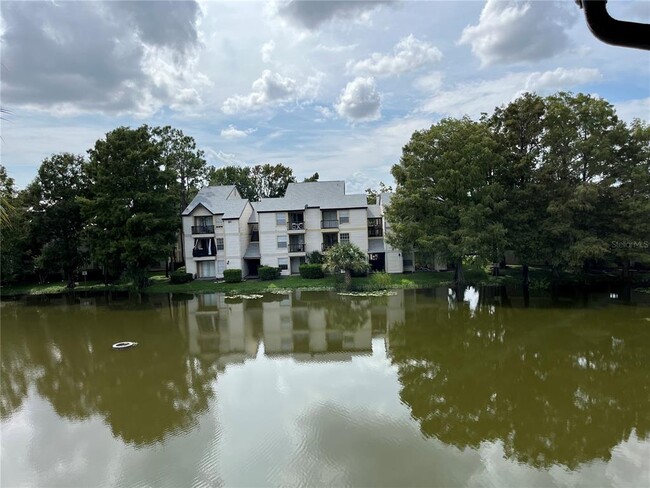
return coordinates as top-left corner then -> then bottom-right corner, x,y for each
82,126 -> 178,288
207,163 -> 296,200
387,117 -> 501,285
303,172 -> 319,182
365,182 -> 393,204
323,242 -> 369,289
0,165 -> 29,283
207,165 -> 257,200
25,153 -> 88,285
152,126 -> 208,212
0,164 -> 15,227
250,163 -> 296,199
489,93 -> 547,284
538,93 -> 626,275
604,119 -> 650,277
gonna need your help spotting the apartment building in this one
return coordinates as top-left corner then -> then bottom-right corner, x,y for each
181,185 -> 254,279
182,181 -> 410,279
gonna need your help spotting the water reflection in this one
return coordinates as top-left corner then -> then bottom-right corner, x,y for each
1,286 -> 649,485
1,294 -> 215,447
388,288 -> 650,469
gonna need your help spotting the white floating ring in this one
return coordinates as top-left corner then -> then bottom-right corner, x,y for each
112,341 -> 138,350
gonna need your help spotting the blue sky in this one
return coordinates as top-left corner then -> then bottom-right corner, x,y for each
1,0 -> 649,191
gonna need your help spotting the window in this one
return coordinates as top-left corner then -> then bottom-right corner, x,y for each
276,212 -> 286,225
194,216 -> 211,226
198,260 -> 215,277
277,235 -> 287,249
278,257 -> 288,270
339,210 -> 349,224
340,233 -> 350,244
216,238 -> 224,250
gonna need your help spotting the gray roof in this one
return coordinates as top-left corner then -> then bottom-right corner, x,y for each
182,185 -> 247,219
367,204 -> 382,218
379,192 -> 392,207
368,239 -> 385,253
256,181 -> 367,212
243,242 -> 260,258
248,203 -> 258,223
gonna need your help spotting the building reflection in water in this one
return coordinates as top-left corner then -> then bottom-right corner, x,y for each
182,290 -> 408,366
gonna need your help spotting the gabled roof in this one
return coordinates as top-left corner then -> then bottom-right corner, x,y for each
182,185 -> 246,219
255,181 -> 367,212
378,192 -> 392,207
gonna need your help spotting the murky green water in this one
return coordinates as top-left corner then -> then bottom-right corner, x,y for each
2,287 -> 649,487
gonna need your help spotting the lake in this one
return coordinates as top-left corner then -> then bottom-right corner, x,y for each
1,287 -> 649,487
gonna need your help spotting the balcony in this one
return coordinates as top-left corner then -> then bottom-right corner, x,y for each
322,242 -> 338,252
321,220 -> 339,229
192,225 -> 215,234
287,222 -> 305,231
368,227 -> 383,237
288,243 -> 305,253
193,249 -> 216,258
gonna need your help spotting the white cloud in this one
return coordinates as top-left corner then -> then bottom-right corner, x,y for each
413,72 -> 444,93
347,35 -> 442,77
221,69 -> 324,114
420,67 -> 602,118
220,125 -> 257,139
221,70 -> 297,114
275,0 -> 394,30
459,0 -> 576,66
612,97 -> 650,123
261,40 -> 275,63
314,105 -> 335,121
315,43 -> 358,53
335,77 -> 381,122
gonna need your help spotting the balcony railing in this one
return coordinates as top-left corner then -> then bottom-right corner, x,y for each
287,222 -> 305,231
192,225 -> 215,234
288,243 -> 305,253
193,249 -> 216,258
322,242 -> 338,252
368,227 -> 383,237
321,219 -> 339,229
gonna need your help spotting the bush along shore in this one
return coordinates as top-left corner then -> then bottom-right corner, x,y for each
2,266 -> 649,298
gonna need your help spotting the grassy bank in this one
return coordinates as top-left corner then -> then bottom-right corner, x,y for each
2,266 -> 648,298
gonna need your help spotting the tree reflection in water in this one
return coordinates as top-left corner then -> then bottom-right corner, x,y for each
1,294 -> 215,447
388,286 -> 650,469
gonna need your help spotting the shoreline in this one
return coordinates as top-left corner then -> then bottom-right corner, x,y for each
2,268 -> 648,299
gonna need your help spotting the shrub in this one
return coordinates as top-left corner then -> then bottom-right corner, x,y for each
299,263 -> 324,279
369,272 -> 392,290
170,270 -> 193,284
259,266 -> 281,281
306,250 -> 324,264
224,269 -> 242,283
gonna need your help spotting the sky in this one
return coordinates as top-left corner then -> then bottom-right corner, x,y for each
1,0 -> 649,191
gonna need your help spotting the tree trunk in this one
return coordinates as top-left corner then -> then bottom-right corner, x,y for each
344,269 -> 352,289
492,264 -> 500,276
522,264 -> 530,287
453,259 -> 465,286
622,258 -> 630,281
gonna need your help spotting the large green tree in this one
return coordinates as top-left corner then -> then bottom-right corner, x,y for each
387,117 -> 503,285
489,93 -> 547,284
152,126 -> 208,212
207,163 -> 296,200
24,154 -> 88,285
538,93 -> 627,274
82,126 -> 178,288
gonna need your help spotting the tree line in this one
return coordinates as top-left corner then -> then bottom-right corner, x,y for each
386,92 -> 649,285
1,91 -> 647,288
0,125 -> 308,287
